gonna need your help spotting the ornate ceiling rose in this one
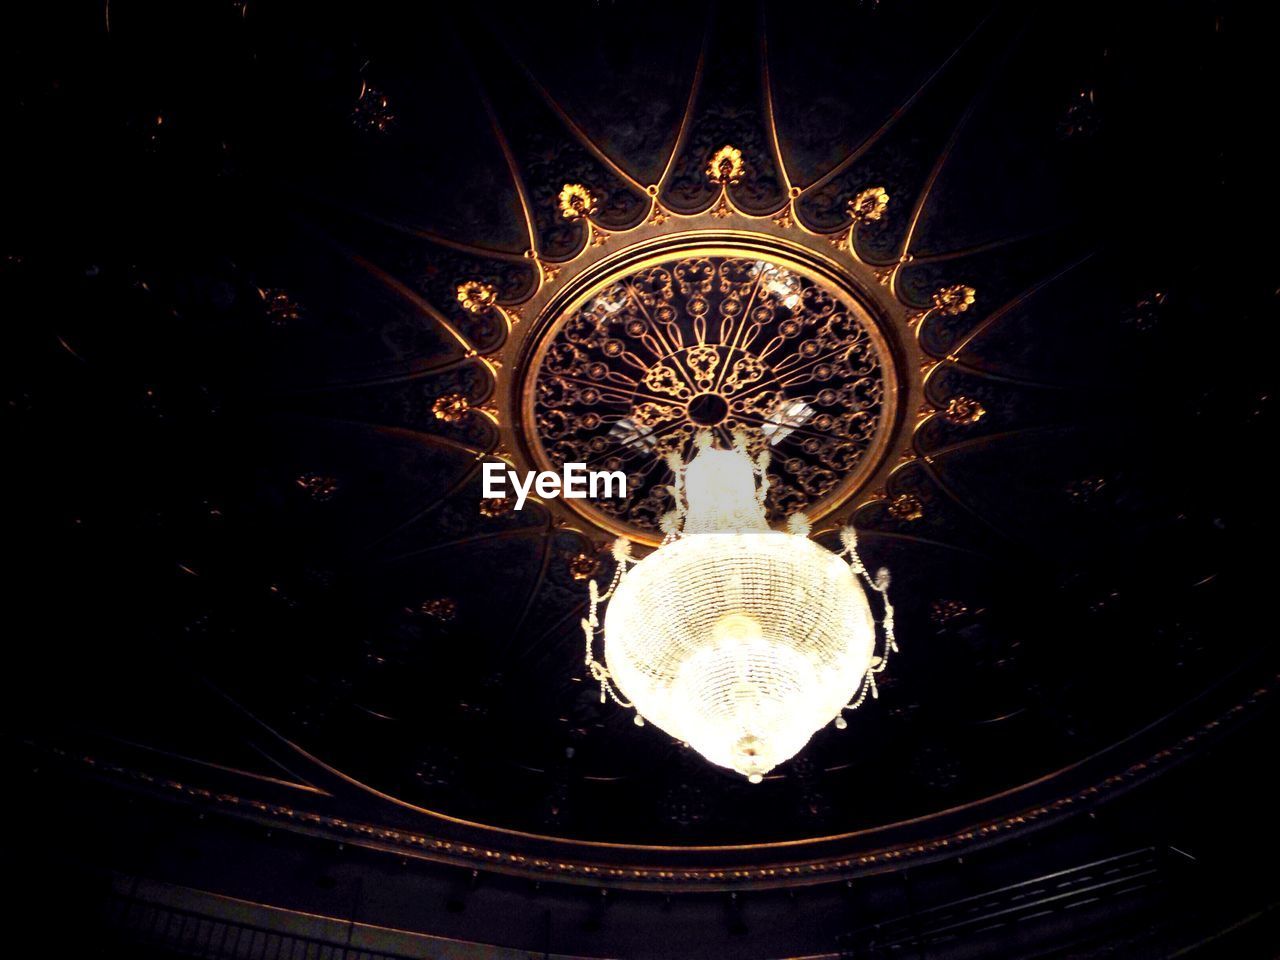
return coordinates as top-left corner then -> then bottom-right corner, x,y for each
463,155 -> 939,546
527,249 -> 894,539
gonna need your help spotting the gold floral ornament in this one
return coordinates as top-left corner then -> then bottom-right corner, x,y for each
888,492 -> 924,521
456,280 -> 497,314
1127,290 -> 1168,332
943,395 -> 987,426
479,494 -> 514,518
432,392 -> 471,423
929,599 -> 969,626
1065,476 -> 1107,505
932,284 -> 976,316
706,145 -> 744,185
352,82 -> 395,134
259,288 -> 302,327
419,598 -> 458,623
295,473 -> 340,502
567,552 -> 600,581
848,186 -> 890,224
558,183 -> 598,221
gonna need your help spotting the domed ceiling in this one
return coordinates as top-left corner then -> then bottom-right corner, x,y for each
5,0 -> 1275,890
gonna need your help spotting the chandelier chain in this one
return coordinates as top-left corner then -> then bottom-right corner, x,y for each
584,555 -> 636,707
836,524 -> 897,712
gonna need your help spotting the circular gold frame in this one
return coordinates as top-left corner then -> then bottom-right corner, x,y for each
480,199 -> 931,550
515,234 -> 904,543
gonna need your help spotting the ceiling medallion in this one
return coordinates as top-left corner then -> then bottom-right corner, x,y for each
461,146 -> 954,545
527,250 -> 893,538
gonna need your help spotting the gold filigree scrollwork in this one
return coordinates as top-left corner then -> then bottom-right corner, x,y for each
723,355 -> 765,393
631,402 -> 683,428
530,255 -> 888,533
686,344 -> 719,386
643,364 -> 691,399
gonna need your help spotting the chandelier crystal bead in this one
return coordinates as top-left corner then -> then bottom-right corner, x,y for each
582,437 -> 897,781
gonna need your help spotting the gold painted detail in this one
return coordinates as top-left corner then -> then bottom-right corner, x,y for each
929,599 -> 970,625
1065,476 -> 1107,505
535,258 -> 562,283
568,552 -> 600,581
352,82 -> 395,133
457,280 -> 498,314
707,145 -> 745,185
432,393 -> 471,423
559,183 -> 598,221
848,187 -> 890,224
260,288 -> 303,327
1057,88 -> 1100,140
932,284 -> 976,316
943,395 -> 986,426
479,493 -> 514,517
1127,290 -> 1168,332
295,473 -> 340,502
419,598 -> 458,623
888,493 -> 924,521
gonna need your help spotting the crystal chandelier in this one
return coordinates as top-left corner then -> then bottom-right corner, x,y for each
582,435 -> 897,782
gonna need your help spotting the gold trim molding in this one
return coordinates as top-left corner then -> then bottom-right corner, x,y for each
36,668 -> 1277,892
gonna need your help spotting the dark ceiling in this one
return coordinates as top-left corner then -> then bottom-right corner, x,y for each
3,0 -> 1277,956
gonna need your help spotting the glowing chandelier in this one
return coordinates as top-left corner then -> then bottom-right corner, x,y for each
583,434 -> 897,782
